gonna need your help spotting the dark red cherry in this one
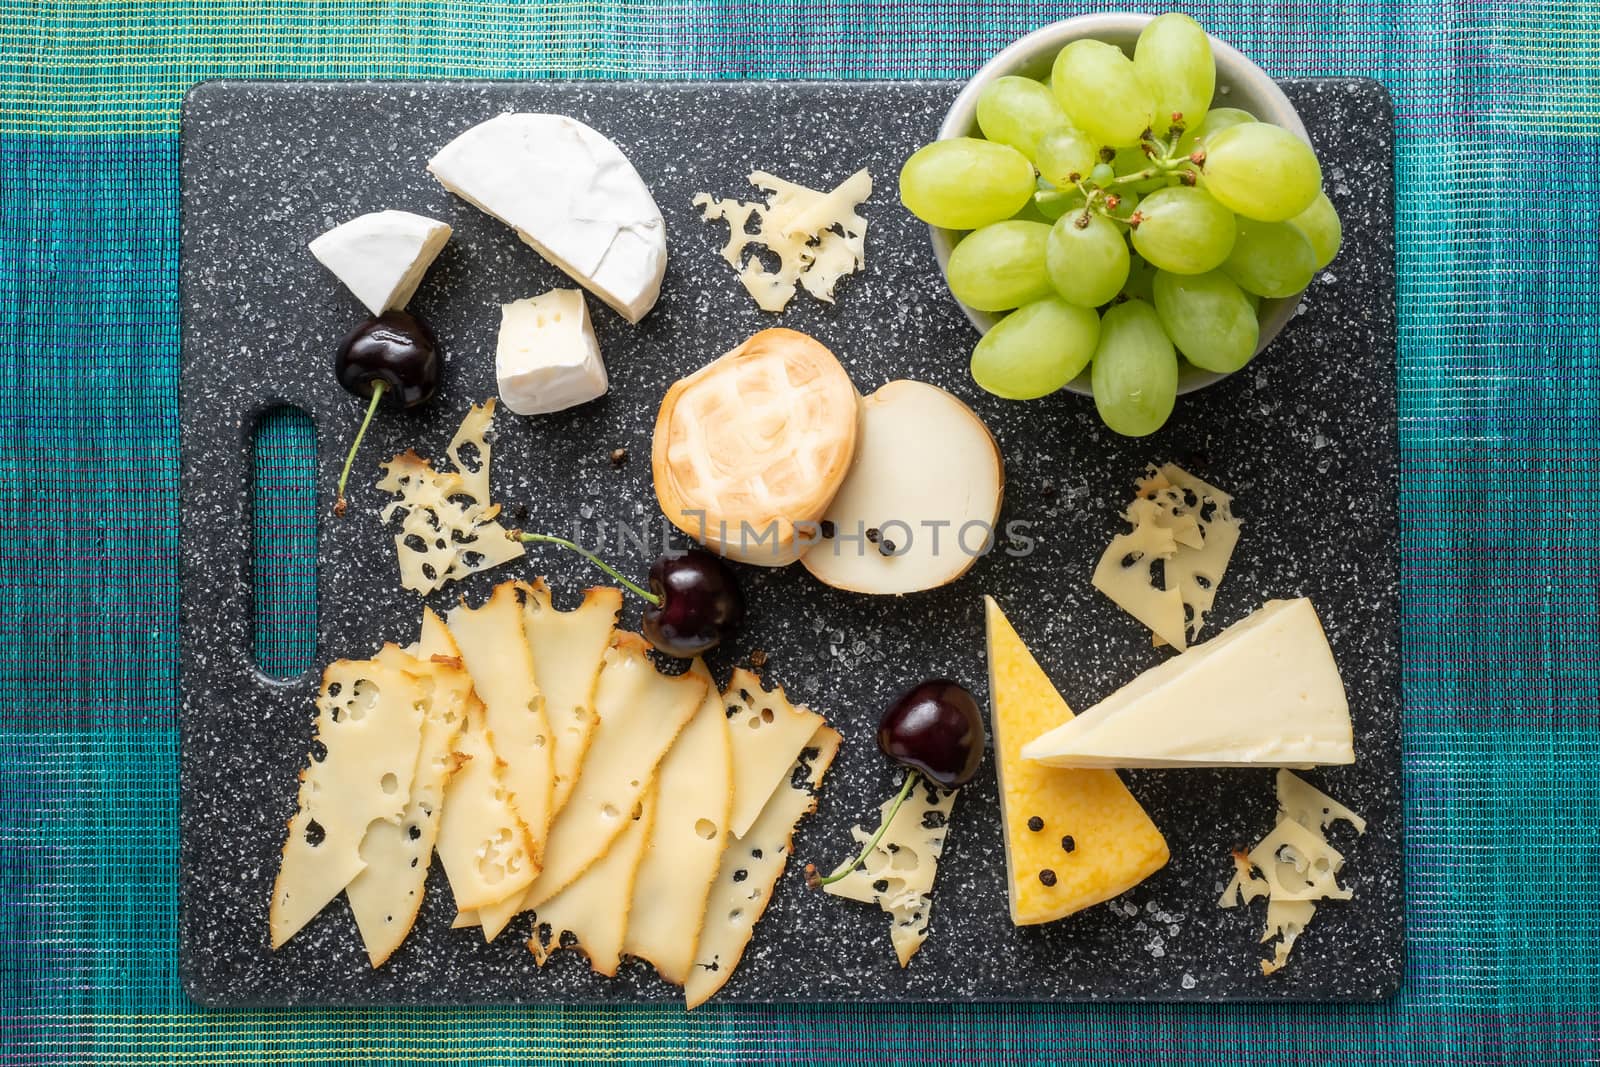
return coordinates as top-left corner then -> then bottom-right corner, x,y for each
877,680 -> 985,788
641,548 -> 745,658
335,310 -> 440,408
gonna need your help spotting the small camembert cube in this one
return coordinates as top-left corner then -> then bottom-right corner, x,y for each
495,289 -> 609,415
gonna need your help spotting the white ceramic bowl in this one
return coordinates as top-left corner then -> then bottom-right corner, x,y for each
934,12 -> 1309,395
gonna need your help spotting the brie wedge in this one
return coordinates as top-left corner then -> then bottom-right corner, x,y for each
308,210 -> 451,315
1021,598 -> 1354,769
496,289 -> 609,415
428,113 -> 667,323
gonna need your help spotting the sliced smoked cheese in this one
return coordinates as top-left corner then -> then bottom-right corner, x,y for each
446,583 -> 554,868
722,667 -> 826,839
519,631 -> 706,911
528,786 -> 658,977
652,329 -> 858,566
623,660 -> 734,985
270,654 -> 429,948
344,617 -> 472,967
514,580 -> 620,818
984,596 -> 1169,926
685,725 -> 841,1010
1022,598 -> 1354,769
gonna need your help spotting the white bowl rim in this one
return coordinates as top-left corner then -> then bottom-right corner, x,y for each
931,12 -> 1308,397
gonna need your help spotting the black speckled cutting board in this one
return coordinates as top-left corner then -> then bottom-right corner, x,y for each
178,79 -> 1400,1006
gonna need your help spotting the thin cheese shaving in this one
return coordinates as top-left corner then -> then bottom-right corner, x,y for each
376,399 -> 524,594
693,168 -> 871,312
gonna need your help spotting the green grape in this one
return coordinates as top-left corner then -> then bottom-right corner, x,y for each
1201,123 -> 1322,221
1133,12 -> 1215,136
977,76 -> 1071,158
1122,253 -> 1157,301
1176,106 -> 1255,156
900,138 -> 1037,229
1036,126 -> 1099,186
1152,269 -> 1259,373
1090,161 -> 1116,185
946,221 -> 1055,311
1008,195 -> 1054,224
1288,191 -> 1342,269
1222,218 -> 1317,298
1052,40 -> 1155,148
1046,212 -> 1130,307
1130,186 -> 1236,274
1091,299 -> 1178,436
971,297 -> 1101,399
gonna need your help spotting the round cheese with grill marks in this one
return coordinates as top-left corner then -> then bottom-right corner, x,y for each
652,329 -> 858,566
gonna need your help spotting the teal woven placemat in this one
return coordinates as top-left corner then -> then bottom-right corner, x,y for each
3,1 -> 1596,1062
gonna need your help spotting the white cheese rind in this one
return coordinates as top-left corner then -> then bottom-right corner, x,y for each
623,661 -> 734,985
308,209 -> 451,315
822,777 -> 958,967
428,113 -> 666,323
495,290 -> 609,415
269,655 -> 428,949
1021,598 -> 1354,769
685,724 -> 841,1010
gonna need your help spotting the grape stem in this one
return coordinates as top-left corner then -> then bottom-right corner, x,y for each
505,530 -> 661,604
807,771 -> 919,888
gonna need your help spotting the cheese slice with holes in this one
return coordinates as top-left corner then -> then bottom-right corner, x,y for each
1092,497 -> 1187,650
723,668 -> 826,839
1248,817 -> 1351,902
308,209 -> 451,316
428,113 -> 666,323
377,400 -> 524,594
528,785 -> 657,977
269,655 -> 429,949
1149,465 -> 1241,641
822,777 -> 958,966
519,631 -> 706,911
515,580 -> 621,818
345,617 -> 471,967
685,725 -> 841,1010
693,169 -> 870,312
1217,849 -> 1270,909
446,584 -> 554,870
1276,769 -> 1367,836
623,660 -> 734,985
434,694 -> 537,913
1260,898 -> 1316,975
984,597 -> 1168,926
1022,598 -> 1354,769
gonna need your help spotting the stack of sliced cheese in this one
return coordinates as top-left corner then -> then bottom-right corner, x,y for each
269,580 -> 839,1008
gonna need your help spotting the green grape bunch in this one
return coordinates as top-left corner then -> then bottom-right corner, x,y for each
899,12 -> 1343,436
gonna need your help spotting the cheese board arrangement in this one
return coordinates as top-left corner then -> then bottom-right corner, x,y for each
178,12 -> 1401,1007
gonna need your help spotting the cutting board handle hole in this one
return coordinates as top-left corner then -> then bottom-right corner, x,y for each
251,405 -> 319,680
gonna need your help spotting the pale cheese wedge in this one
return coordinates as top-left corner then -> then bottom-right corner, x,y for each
446,584 -> 554,869
623,660 -> 734,985
528,786 -> 657,977
685,724 -> 840,1010
984,597 -> 1169,926
434,694 -> 537,913
428,113 -> 667,323
270,654 -> 429,949
1022,598 -> 1354,769
308,209 -> 451,316
519,631 -> 706,911
514,580 -> 621,817
822,777 -> 958,966
723,668 -> 825,839
345,620 -> 471,967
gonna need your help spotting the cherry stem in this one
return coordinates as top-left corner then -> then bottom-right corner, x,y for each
334,381 -> 384,517
505,531 -> 661,605
810,771 -> 919,888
